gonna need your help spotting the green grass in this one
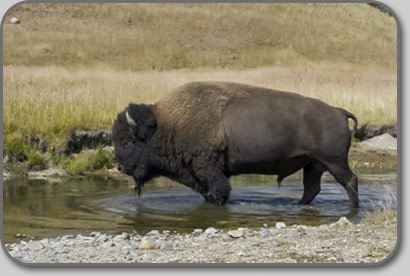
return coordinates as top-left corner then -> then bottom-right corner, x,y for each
60,147 -> 114,175
27,149 -> 45,169
3,133 -> 29,161
88,146 -> 114,170
61,155 -> 89,176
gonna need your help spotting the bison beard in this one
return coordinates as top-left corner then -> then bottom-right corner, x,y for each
112,81 -> 359,208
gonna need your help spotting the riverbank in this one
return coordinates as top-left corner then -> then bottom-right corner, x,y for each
5,210 -> 397,264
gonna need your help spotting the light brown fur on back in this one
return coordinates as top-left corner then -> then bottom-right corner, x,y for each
153,82 -> 255,152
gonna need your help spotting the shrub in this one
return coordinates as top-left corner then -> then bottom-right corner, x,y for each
88,146 -> 113,170
27,149 -> 45,169
4,133 -> 28,161
61,155 -> 88,175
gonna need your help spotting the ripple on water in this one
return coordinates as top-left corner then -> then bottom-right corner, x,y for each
97,179 -> 397,232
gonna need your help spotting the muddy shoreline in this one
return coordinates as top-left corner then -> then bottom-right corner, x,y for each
5,214 -> 397,264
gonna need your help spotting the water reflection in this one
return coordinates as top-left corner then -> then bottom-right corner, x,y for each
2,173 -> 397,243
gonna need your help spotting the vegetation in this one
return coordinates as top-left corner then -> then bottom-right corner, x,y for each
363,185 -> 397,226
3,64 -> 397,148
363,208 -> 397,226
3,3 -> 397,150
88,146 -> 114,171
60,146 -> 114,176
27,149 -> 45,169
3,133 -> 29,161
61,155 -> 89,176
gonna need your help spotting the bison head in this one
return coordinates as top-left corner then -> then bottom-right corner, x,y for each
112,104 -> 158,195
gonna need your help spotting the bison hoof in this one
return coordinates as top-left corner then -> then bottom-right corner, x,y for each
203,193 -> 228,205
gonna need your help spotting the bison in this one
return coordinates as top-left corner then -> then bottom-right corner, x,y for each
112,81 -> 359,208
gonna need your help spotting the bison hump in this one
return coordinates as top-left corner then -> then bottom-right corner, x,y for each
154,82 -> 251,151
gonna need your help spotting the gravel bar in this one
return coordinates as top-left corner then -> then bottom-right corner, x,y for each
5,216 -> 397,264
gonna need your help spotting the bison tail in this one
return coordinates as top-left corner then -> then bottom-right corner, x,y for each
339,108 -> 358,134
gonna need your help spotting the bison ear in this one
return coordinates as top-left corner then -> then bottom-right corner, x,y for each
126,104 -> 157,143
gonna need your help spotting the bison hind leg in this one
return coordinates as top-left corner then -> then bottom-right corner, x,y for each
299,162 -> 324,205
325,162 -> 359,208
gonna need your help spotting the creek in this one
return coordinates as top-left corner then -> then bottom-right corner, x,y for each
2,173 -> 397,243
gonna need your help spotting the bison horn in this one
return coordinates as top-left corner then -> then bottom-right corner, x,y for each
125,110 -> 137,127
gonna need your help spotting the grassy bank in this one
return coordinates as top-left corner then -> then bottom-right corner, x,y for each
3,64 -> 397,150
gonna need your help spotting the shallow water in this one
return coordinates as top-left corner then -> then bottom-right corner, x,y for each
2,173 -> 397,244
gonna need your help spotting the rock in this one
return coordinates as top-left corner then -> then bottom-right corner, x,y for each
228,230 -> 245,238
138,239 -> 159,250
336,217 -> 352,227
120,232 -> 131,240
203,227 -> 218,237
275,222 -> 286,229
263,223 -> 268,227
113,235 -> 124,243
26,135 -> 50,153
297,225 -> 308,232
96,234 -> 108,243
159,241 -> 174,250
82,236 -> 95,242
28,241 -> 44,250
66,130 -> 112,154
192,229 -> 203,236
357,133 -> 397,151
260,229 -> 273,237
121,247 -> 130,255
146,230 -> 160,237
195,235 -> 208,242
10,17 -> 20,24
329,222 -> 338,228
90,232 -> 101,238
39,238 -> 49,245
28,168 -> 66,179
319,225 -> 329,230
15,233 -> 26,239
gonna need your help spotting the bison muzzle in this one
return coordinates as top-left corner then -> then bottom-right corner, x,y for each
112,81 -> 359,208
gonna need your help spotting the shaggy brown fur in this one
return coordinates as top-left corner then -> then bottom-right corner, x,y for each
154,82 -> 253,152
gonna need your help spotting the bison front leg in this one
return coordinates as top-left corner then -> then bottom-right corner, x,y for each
197,170 -> 231,205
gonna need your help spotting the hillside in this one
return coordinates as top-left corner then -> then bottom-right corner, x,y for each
3,3 -> 397,151
3,3 -> 397,71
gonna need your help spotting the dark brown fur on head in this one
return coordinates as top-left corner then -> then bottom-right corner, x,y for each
111,107 -> 160,189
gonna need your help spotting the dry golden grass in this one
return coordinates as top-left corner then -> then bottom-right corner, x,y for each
3,3 -> 397,70
3,63 -> 396,147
